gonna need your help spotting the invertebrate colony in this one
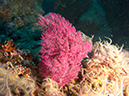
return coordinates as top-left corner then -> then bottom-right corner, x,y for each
80,38 -> 129,96
0,39 -> 129,96
0,39 -> 34,77
0,39 -> 37,96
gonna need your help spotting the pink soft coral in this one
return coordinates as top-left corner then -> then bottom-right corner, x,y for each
38,13 -> 92,86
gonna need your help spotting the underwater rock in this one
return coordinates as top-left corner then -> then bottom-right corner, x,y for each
0,0 -> 44,25
76,0 -> 108,37
53,0 -> 93,24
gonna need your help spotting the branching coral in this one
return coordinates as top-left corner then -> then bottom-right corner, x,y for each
80,38 -> 129,96
38,13 -> 92,86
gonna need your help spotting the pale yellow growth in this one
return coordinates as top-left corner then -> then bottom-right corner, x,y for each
80,38 -> 129,96
0,64 -> 35,96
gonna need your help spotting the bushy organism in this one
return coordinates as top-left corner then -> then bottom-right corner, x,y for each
41,78 -> 66,96
0,63 -> 35,96
80,38 -> 129,96
38,13 -> 92,86
0,39 -> 44,95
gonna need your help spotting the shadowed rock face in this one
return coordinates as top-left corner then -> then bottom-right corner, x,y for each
101,0 -> 129,34
0,0 -> 44,24
98,0 -> 129,47
53,0 -> 93,25
99,0 -> 129,28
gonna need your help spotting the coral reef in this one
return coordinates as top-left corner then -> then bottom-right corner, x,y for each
38,13 -> 92,86
80,38 -> 129,96
0,0 -> 129,94
0,0 -> 44,64
0,39 -> 36,77
37,38 -> 129,96
1,37 -> 129,96
41,78 -> 66,96
0,64 -> 35,96
0,39 -> 40,95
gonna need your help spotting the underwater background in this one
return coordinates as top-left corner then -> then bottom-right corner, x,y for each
0,0 -> 129,96
0,0 -> 129,62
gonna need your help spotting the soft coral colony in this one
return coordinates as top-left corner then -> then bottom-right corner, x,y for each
38,13 -> 92,86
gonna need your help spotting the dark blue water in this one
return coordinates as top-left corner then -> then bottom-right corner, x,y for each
42,0 -> 129,48
0,0 -> 129,54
